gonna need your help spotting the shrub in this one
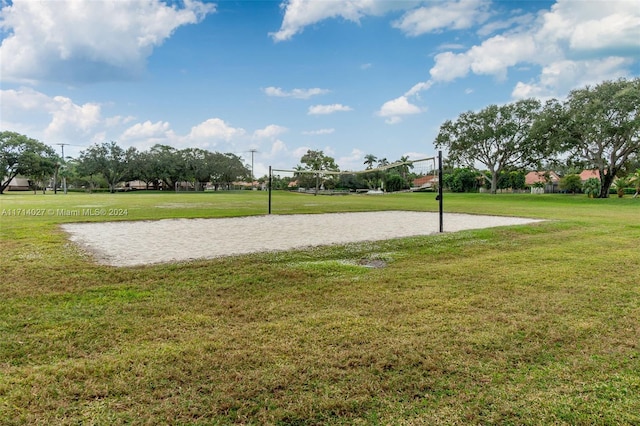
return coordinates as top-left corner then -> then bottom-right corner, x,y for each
583,178 -> 600,198
614,177 -> 631,198
560,174 -> 582,194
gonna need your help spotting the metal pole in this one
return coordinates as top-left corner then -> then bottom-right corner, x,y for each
268,166 -> 272,215
55,143 -> 69,194
61,144 -> 67,194
438,150 -> 443,233
53,163 -> 58,194
249,149 -> 257,187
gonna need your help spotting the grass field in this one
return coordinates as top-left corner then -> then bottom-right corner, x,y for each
1,190 -> 639,425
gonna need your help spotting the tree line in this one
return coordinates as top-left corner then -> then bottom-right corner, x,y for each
2,78 -> 638,197
0,136 -> 250,194
76,142 -> 249,193
281,78 -> 639,198
435,78 -> 640,198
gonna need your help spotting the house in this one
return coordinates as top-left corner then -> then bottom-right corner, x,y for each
411,174 -> 438,191
4,177 -> 31,191
525,171 -> 561,194
580,169 -> 601,181
525,171 -> 560,186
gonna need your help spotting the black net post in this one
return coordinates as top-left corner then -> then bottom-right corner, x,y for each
268,166 -> 272,215
438,150 -> 443,233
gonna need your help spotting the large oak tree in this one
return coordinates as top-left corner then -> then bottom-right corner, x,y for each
560,78 -> 640,198
78,141 -> 135,193
435,99 -> 552,194
0,131 -> 58,194
299,149 -> 339,195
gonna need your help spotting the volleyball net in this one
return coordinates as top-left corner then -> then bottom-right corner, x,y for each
270,156 -> 437,195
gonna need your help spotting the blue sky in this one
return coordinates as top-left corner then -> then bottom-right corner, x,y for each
1,0 -> 639,177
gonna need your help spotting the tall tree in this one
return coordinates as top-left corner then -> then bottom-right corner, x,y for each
435,99 -> 549,194
213,152 -> 250,189
182,148 -> 213,191
561,78 -> 640,198
127,149 -> 159,190
0,131 -> 58,194
148,144 -> 185,191
26,151 -> 58,194
78,141 -> 132,193
363,154 -> 377,170
300,149 -> 339,195
396,155 -> 413,180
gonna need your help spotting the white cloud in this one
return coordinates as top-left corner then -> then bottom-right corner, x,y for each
121,120 -> 173,141
376,96 -> 422,124
569,13 -> 640,53
322,145 -> 336,156
263,86 -> 330,99
0,0 -> 215,83
431,34 -> 536,82
185,118 -> 246,148
512,57 -> 633,100
302,128 -> 335,135
429,0 -> 640,97
308,104 -> 353,115
118,120 -> 178,151
536,0 -> 640,56
0,87 -> 111,143
404,80 -> 433,97
511,81 -> 551,100
270,139 -> 288,155
46,96 -> 102,137
477,13 -> 535,37
429,51 -> 473,82
1,88 -> 58,132
253,124 -> 288,139
467,34 -> 537,79
392,0 -> 490,36
337,148 -> 365,171
292,146 -> 312,159
105,115 -> 136,128
270,0 -> 413,42
248,138 -> 293,178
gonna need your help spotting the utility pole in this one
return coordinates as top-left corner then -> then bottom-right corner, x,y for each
55,143 -> 69,194
249,149 -> 258,186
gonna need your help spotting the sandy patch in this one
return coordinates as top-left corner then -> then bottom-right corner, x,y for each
61,211 -> 543,267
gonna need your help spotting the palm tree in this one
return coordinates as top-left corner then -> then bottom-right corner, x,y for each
614,176 -> 631,198
397,155 -> 413,180
363,154 -> 377,170
583,178 -> 601,198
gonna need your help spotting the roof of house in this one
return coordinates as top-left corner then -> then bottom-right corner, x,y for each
6,177 -> 31,188
580,169 -> 601,181
525,171 -> 560,185
412,175 -> 438,187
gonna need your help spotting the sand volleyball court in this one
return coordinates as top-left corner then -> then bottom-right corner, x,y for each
61,211 -> 543,267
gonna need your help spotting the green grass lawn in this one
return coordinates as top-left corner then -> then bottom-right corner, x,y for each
1,190 -> 639,425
